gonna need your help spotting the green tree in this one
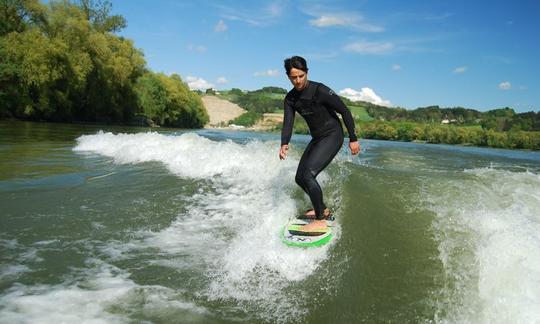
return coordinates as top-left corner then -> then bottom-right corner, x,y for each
396,123 -> 414,141
135,72 -> 208,127
0,0 -> 146,123
160,73 -> 208,128
486,130 -> 509,148
229,88 -> 243,96
134,72 -> 168,124
0,0 -> 47,35
78,0 -> 126,33
230,111 -> 261,127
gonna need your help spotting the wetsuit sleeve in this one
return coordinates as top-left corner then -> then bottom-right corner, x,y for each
281,98 -> 295,145
319,86 -> 358,142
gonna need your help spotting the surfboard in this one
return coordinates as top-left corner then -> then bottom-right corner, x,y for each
282,218 -> 333,247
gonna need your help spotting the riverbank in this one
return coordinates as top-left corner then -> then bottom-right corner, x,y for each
200,95 -> 245,128
201,95 -> 283,131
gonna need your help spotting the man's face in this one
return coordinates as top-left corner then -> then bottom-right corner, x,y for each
288,68 -> 308,91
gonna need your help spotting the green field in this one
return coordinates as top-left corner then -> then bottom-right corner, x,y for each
348,105 -> 374,121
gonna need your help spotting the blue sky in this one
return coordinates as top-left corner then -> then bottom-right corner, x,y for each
111,0 -> 539,112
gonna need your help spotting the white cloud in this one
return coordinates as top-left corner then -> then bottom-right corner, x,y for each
254,69 -> 280,77
392,64 -> 401,71
339,87 -> 391,106
187,44 -> 207,53
310,15 -> 355,27
214,19 -> 228,32
217,1 -> 286,26
186,76 -> 214,90
498,81 -> 512,90
453,66 -> 467,74
217,77 -> 228,84
344,41 -> 394,55
306,9 -> 383,32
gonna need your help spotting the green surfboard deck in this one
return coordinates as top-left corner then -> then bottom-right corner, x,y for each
282,219 -> 333,247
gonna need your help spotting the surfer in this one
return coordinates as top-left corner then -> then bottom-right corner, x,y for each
279,56 -> 360,232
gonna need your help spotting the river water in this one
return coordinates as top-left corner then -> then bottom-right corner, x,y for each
1,121 -> 539,323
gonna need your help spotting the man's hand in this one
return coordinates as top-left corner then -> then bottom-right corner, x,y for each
349,141 -> 360,155
279,144 -> 289,160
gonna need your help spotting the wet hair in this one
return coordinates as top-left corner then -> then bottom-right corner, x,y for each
284,56 -> 308,75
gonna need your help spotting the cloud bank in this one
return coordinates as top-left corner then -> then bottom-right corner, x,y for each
339,87 -> 392,106
218,1 -> 285,26
305,8 -> 383,32
186,76 -> 214,90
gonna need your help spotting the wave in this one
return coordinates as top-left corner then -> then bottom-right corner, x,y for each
0,259 -> 209,323
73,131 -> 347,322
426,167 -> 540,323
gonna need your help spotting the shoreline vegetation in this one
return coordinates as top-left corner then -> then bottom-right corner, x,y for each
1,1 -> 539,150
1,0 -> 208,128
204,88 -> 540,151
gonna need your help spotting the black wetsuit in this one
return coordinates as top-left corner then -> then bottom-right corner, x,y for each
281,81 -> 357,219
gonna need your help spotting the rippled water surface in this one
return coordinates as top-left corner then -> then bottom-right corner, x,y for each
1,121 -> 539,323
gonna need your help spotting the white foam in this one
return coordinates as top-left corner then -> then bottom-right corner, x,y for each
74,131 -> 344,321
0,239 -> 43,281
0,264 -> 31,281
428,168 -> 540,323
75,132 -> 280,181
0,260 -> 209,323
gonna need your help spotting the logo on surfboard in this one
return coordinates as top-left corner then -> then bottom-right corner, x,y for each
285,234 -> 312,243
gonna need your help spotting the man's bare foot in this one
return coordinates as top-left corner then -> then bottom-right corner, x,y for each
299,219 -> 327,232
301,208 -> 331,219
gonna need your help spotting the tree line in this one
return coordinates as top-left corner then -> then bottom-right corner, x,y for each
230,87 -> 284,114
358,121 -> 540,150
0,0 -> 208,128
349,102 -> 540,149
215,87 -> 285,126
219,87 -> 540,150
364,104 -> 540,132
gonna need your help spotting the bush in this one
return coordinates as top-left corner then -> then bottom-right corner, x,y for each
229,111 -> 261,127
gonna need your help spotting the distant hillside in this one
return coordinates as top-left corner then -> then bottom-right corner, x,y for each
340,97 -> 540,132
206,86 -> 540,150
212,86 -> 540,132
